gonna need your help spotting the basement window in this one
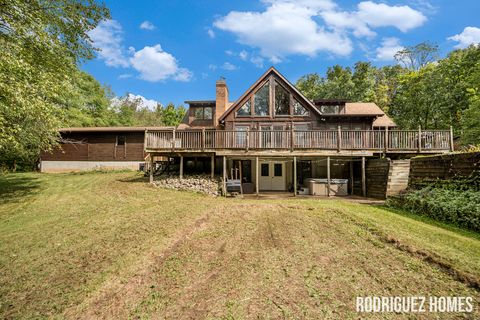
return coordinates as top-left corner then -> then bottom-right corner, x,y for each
116,135 -> 126,146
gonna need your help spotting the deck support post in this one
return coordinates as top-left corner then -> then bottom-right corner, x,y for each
361,156 -> 366,197
449,126 -> 454,152
293,156 -> 297,196
179,156 -> 184,180
349,160 -> 354,195
327,156 -> 331,197
149,154 -> 154,184
223,156 -> 227,197
211,155 -> 215,179
255,157 -> 259,196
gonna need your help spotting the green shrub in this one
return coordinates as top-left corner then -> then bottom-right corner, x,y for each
387,187 -> 480,231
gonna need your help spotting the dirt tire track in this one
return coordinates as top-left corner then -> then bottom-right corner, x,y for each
63,206 -> 219,320
331,208 -> 480,291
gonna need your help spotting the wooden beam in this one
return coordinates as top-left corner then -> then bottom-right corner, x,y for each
255,156 -> 259,196
327,156 -> 331,197
211,155 -> 215,179
179,156 -> 184,180
223,156 -> 227,197
293,156 -> 297,196
361,156 -> 366,197
149,154 -> 154,184
349,160 -> 354,195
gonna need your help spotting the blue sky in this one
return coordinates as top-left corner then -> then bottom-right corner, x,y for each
83,0 -> 480,106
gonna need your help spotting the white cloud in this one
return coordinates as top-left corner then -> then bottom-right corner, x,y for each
140,21 -> 156,30
356,1 -> 427,32
222,62 -> 238,71
214,1 -> 353,61
111,93 -> 160,111
225,50 -> 234,56
320,1 -> 426,37
250,55 -> 264,68
261,0 -> 336,11
129,44 -> 192,82
118,73 -> 133,79
319,10 -> 376,38
88,19 -> 129,67
239,50 -> 249,61
207,28 -> 215,38
448,27 -> 480,48
214,1 -> 427,62
375,37 -> 404,61
208,64 -> 217,70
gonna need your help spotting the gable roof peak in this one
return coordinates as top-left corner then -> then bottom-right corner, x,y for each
218,67 -> 320,121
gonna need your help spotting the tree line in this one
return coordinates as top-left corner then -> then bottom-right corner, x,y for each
296,43 -> 480,146
0,1 -> 185,170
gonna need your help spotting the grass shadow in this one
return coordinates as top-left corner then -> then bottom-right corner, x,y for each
0,174 -> 43,205
373,204 -> 480,241
117,173 -> 149,184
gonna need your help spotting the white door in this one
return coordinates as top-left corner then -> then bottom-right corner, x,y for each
271,162 -> 286,191
259,162 -> 272,190
259,162 -> 286,191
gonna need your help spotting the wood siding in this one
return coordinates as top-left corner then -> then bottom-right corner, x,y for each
366,158 -> 390,199
409,152 -> 480,189
40,132 -> 146,161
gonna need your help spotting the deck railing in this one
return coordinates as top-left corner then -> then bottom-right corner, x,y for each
145,129 -> 452,152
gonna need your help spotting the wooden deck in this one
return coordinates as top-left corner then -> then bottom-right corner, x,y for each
145,129 -> 453,155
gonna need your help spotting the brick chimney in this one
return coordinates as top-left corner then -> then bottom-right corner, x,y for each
215,78 -> 228,127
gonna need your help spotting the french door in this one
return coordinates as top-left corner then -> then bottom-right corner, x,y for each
259,161 -> 286,191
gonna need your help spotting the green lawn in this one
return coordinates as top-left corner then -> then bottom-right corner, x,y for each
0,172 -> 479,319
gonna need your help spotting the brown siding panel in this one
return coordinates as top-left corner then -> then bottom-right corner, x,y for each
40,131 -> 146,162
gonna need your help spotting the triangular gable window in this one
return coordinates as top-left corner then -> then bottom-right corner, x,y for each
254,82 -> 269,116
236,100 -> 251,116
293,99 -> 309,116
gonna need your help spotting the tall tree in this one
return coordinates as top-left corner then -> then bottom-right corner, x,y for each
394,42 -> 439,70
0,0 -> 109,167
160,103 -> 186,126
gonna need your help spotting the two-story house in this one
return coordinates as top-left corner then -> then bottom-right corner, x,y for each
144,67 -> 452,197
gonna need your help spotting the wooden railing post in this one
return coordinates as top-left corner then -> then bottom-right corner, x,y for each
144,129 -> 148,151
171,128 -> 176,152
290,123 -> 294,151
201,128 -> 205,151
384,127 -> 389,153
337,126 -> 342,152
418,125 -> 422,152
246,127 -> 250,152
449,126 -> 454,152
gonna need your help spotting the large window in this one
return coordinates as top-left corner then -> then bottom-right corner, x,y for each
236,100 -> 251,116
293,99 -> 309,116
319,105 -> 340,114
274,81 -> 289,115
254,82 -> 270,116
234,77 -> 311,117
193,107 -> 213,120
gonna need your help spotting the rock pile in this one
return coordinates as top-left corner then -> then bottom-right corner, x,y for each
154,174 -> 220,196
